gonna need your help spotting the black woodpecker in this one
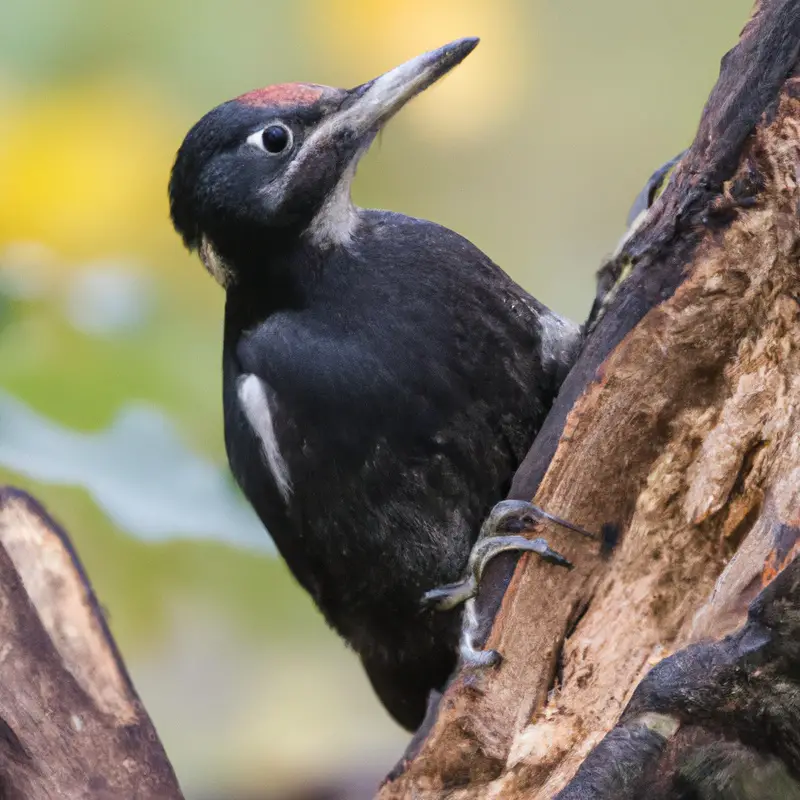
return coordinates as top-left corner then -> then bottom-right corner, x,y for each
168,38 -> 582,731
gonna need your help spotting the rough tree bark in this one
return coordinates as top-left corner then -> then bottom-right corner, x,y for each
0,488 -> 183,799
380,0 -> 800,797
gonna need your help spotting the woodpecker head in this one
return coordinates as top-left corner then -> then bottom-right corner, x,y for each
169,37 -> 478,287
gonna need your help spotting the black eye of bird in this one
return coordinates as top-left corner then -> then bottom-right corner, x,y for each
261,124 -> 291,154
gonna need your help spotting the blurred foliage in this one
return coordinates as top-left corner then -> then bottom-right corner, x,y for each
0,0 -> 753,796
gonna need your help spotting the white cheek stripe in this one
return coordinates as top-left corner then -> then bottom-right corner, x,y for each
237,374 -> 293,502
199,235 -> 233,288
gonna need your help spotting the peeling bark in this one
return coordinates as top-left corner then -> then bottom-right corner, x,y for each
0,488 -> 183,799
380,1 -> 800,797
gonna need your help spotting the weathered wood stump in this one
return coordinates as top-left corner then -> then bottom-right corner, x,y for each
0,488 -> 183,799
380,0 -> 800,797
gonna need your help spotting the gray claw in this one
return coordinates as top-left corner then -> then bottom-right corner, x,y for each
471,534 -> 572,587
421,575 -> 478,612
421,512 -> 575,615
421,500 -> 587,670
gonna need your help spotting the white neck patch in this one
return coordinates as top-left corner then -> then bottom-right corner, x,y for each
304,160 -> 361,249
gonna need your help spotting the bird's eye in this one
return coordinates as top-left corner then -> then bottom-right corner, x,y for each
262,125 -> 290,153
247,124 -> 293,155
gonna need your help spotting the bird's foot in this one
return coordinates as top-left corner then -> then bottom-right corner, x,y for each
421,532 -> 571,613
422,500 -> 596,668
421,500 -> 590,612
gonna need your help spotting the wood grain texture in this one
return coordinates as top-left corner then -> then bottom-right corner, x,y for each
0,488 -> 183,799
380,1 -> 800,797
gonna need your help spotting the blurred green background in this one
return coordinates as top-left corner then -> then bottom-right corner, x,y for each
0,1 -> 752,797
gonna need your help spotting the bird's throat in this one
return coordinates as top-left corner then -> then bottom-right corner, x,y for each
304,160 -> 361,250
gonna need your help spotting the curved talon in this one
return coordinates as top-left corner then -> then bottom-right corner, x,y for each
421,575 -> 478,612
531,537 -> 574,569
525,505 -> 596,540
471,534 -> 572,585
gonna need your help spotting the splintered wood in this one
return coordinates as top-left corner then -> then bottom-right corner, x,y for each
380,3 -> 800,798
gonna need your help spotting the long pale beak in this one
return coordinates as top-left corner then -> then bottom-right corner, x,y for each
335,37 -> 479,135
278,38 -> 479,216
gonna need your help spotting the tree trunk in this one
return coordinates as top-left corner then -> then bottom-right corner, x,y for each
0,488 -> 183,799
380,1 -> 800,797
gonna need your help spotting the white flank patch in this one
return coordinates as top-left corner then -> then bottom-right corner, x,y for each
237,374 -> 292,502
538,311 -> 581,371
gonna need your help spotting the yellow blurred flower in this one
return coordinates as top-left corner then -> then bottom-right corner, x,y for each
0,81 -> 180,264
308,0 -> 536,143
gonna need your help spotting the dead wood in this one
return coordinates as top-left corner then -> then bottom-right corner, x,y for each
0,487 -> 183,799
380,0 -> 800,797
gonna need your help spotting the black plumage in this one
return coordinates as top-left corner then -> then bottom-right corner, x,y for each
169,39 -> 581,730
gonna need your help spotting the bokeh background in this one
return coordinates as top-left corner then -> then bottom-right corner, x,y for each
0,1 -> 753,797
